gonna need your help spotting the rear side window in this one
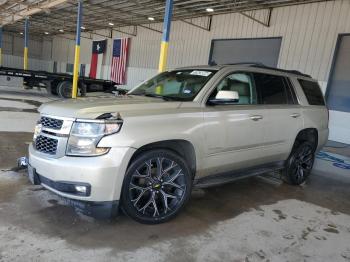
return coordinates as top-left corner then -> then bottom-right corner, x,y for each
253,73 -> 294,105
298,79 -> 325,105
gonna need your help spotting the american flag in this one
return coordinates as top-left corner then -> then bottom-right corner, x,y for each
110,38 -> 130,84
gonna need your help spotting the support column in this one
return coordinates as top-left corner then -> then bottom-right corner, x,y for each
0,27 -> 2,67
158,0 -> 173,72
24,18 -> 29,70
72,0 -> 83,99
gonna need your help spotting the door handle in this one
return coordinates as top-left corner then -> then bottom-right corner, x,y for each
250,115 -> 263,121
290,113 -> 301,118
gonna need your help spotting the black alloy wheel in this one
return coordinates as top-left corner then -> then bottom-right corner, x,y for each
282,141 -> 315,185
121,149 -> 192,224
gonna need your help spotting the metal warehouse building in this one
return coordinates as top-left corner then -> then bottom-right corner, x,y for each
1,0 -> 350,260
1,0 -> 350,143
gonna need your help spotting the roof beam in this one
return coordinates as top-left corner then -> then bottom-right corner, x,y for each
181,15 -> 212,32
1,0 -> 69,26
240,8 -> 272,27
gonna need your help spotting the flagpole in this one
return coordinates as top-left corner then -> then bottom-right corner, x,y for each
72,0 -> 82,99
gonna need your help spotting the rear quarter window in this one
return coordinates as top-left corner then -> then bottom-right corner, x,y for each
298,79 -> 325,105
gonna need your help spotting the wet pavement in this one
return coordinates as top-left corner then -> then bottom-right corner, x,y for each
0,86 -> 350,261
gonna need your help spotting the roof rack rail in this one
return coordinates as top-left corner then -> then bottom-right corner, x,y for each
223,62 -> 266,67
216,62 -> 311,78
248,64 -> 311,78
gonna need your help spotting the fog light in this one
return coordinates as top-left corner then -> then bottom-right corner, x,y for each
75,185 -> 87,194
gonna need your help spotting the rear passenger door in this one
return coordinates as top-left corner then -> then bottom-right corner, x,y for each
253,73 -> 303,162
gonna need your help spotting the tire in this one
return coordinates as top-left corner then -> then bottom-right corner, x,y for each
281,141 -> 316,185
57,81 -> 73,98
121,149 -> 192,224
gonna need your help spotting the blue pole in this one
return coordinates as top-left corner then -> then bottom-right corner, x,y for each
24,18 -> 29,70
158,0 -> 173,72
72,0 -> 83,98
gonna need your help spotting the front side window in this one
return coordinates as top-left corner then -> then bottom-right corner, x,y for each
128,70 -> 216,101
253,73 -> 294,105
209,72 -> 257,105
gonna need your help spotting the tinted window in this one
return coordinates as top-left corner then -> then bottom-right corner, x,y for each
209,72 -> 257,105
253,73 -> 292,104
298,79 -> 325,105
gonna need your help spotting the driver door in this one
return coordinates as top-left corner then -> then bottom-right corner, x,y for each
201,72 -> 266,176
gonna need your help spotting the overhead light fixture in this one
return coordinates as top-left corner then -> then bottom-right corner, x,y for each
44,32 -> 49,35
20,32 -> 23,35
206,8 -> 214,12
59,29 -> 64,33
148,17 -> 155,21
108,22 -> 114,26
80,26 -> 86,30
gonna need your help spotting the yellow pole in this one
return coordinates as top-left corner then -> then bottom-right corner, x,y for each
72,0 -> 83,99
24,47 -> 28,70
72,46 -> 80,98
158,42 -> 169,72
24,18 -> 29,70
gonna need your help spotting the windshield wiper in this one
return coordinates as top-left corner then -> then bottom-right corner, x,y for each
143,94 -> 176,101
130,93 -> 183,101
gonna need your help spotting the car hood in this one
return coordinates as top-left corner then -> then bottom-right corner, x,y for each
39,95 -> 183,119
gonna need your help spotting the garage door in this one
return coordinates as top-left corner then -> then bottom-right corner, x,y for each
326,34 -> 350,144
327,35 -> 350,113
209,37 -> 282,67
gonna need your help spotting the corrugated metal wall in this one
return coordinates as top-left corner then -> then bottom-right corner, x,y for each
49,0 -> 350,91
1,32 -> 53,71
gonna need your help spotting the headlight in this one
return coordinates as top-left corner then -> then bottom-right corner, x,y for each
66,120 -> 122,156
33,120 -> 42,141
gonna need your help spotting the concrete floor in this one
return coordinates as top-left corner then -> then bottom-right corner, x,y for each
1,86 -> 350,262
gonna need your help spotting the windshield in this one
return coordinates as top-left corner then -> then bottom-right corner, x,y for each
128,69 -> 216,101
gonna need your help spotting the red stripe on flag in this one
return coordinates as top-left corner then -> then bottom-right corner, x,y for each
111,38 -> 129,84
89,53 -> 98,79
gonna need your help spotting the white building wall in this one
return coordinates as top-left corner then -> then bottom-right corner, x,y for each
49,0 -> 350,91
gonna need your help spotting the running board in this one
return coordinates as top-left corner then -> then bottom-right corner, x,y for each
194,161 -> 285,189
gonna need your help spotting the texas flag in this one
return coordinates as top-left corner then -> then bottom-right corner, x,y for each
89,39 -> 107,79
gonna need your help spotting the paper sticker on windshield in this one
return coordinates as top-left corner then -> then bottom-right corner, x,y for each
190,70 -> 212,77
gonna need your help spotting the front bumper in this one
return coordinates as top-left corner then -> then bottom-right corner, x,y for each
28,144 -> 136,203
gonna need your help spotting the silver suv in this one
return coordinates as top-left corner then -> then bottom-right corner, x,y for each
28,64 -> 329,224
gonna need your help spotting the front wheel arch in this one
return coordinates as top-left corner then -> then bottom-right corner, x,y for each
128,139 -> 197,178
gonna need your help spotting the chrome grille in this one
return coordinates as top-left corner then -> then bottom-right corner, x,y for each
35,135 -> 58,155
40,116 -> 63,130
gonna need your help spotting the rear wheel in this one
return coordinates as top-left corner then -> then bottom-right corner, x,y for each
57,81 -> 72,98
121,149 -> 192,224
282,141 -> 315,185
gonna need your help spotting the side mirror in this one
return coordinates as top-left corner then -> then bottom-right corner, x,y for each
208,90 -> 239,105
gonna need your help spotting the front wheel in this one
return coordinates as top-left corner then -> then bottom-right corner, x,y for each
121,150 -> 192,224
281,141 -> 316,185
